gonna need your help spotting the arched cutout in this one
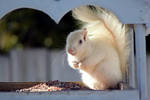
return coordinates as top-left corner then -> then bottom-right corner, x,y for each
0,0 -> 149,23
59,5 -> 128,35
0,8 -> 58,53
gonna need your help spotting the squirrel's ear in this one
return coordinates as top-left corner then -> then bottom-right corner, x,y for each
82,28 -> 87,41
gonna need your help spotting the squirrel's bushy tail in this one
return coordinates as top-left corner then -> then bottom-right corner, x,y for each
72,6 -> 130,76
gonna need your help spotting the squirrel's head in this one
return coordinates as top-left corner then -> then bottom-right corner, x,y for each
66,28 -> 87,56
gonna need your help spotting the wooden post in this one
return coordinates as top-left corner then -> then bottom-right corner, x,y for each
128,27 -> 136,88
135,24 -> 148,100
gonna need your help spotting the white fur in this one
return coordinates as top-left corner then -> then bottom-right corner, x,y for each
66,6 -> 130,90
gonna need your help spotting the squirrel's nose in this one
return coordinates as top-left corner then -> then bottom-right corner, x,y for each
68,48 -> 76,55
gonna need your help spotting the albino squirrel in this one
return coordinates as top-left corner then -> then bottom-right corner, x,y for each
66,6 -> 130,90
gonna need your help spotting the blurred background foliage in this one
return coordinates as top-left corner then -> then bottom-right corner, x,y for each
0,8 -> 79,54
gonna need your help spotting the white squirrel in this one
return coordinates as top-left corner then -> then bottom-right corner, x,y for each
66,6 -> 130,90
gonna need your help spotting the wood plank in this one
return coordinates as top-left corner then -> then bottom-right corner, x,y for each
0,0 -> 150,23
0,90 -> 139,100
0,56 -> 10,82
135,24 -> 148,100
0,82 -> 42,91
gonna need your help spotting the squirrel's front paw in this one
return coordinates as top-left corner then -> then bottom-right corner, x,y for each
78,62 -> 86,70
72,61 -> 79,69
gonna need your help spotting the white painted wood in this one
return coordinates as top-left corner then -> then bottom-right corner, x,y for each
2,49 -> 80,82
0,0 -> 150,23
10,50 -> 25,81
135,25 -> 148,100
147,55 -> 150,100
146,24 -> 150,36
0,90 -> 139,100
0,56 -> 10,82
24,49 -> 48,81
10,49 -> 48,81
128,27 -> 137,88
48,50 -> 81,81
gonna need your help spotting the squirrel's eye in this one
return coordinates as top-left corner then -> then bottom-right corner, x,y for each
79,40 -> 82,44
